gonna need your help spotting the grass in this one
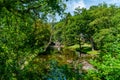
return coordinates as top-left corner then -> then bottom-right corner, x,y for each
87,50 -> 99,54
68,44 -> 79,50
68,43 -> 91,49
82,43 -> 91,47
67,43 -> 99,55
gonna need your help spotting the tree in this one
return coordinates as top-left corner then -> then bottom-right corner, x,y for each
0,0 -> 68,79
0,0 -> 67,19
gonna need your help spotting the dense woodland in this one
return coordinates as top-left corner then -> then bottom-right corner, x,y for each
1,0 -> 120,80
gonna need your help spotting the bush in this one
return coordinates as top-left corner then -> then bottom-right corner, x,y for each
85,54 -> 120,80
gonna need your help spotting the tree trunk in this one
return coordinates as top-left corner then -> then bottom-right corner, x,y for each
79,36 -> 82,57
90,37 -> 96,51
44,34 -> 52,52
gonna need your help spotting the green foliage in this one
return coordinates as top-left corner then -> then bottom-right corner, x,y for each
85,54 -> 120,80
0,0 -> 67,79
1,1 -> 120,80
85,5 -> 120,79
26,19 -> 51,52
54,13 -> 86,46
0,0 -> 66,19
54,3 -> 120,80
93,27 -> 120,55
